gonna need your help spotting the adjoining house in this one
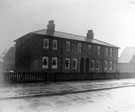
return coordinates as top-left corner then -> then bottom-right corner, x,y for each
118,47 -> 135,73
14,20 -> 119,73
2,47 -> 15,72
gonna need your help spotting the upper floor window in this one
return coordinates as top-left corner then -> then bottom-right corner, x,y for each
78,43 -> 82,53
42,56 -> 49,69
43,38 -> 49,49
52,40 -> 58,50
97,46 -> 101,55
73,58 -> 77,70
90,60 -> 94,70
104,60 -> 108,70
96,60 -> 100,70
65,58 -> 70,69
109,61 -> 113,70
66,41 -> 71,52
52,57 -> 58,69
110,48 -> 113,56
105,48 -> 108,56
88,45 -> 92,54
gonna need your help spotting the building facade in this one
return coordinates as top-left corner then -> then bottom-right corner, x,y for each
15,20 -> 119,73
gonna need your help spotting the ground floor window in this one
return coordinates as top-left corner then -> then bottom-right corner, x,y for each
65,58 -> 70,69
109,61 -> 113,70
52,57 -> 58,69
73,58 -> 77,70
104,60 -> 108,70
96,60 -> 100,70
42,56 -> 49,69
90,60 -> 94,70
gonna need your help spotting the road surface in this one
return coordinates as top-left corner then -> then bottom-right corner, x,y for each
0,86 -> 135,112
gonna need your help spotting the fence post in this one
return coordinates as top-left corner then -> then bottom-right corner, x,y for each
54,72 -> 57,83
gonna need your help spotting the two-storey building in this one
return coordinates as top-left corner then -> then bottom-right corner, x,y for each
14,20 -> 119,73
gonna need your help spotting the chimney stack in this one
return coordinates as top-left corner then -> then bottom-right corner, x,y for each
86,30 -> 94,42
46,20 -> 55,36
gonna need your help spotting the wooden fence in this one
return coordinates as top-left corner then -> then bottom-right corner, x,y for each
3,72 -> 135,83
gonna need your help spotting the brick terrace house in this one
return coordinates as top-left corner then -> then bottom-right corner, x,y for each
14,20 -> 119,73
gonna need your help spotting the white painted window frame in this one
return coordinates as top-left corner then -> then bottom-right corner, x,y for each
42,56 -> 49,69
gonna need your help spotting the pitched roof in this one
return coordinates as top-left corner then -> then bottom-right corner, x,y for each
32,29 -> 118,48
118,47 -> 135,63
130,55 -> 135,63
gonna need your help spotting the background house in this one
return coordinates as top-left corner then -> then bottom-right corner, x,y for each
2,46 -> 15,72
14,20 -> 119,73
118,47 -> 135,73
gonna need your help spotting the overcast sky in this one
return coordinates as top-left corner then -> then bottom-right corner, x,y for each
0,0 -> 135,56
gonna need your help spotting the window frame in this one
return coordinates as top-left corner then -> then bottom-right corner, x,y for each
97,46 -> 101,55
90,60 -> 95,70
105,48 -> 108,56
43,38 -> 49,49
110,48 -> 113,56
52,40 -> 58,50
65,58 -> 70,69
88,45 -> 92,54
78,43 -> 82,53
42,56 -> 49,69
52,57 -> 58,69
73,58 -> 77,70
104,60 -> 108,70
96,60 -> 100,70
109,61 -> 113,70
66,41 -> 71,52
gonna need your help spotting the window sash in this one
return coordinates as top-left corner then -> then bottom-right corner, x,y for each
91,60 -> 94,70
52,57 -> 58,69
73,59 -> 77,69
65,58 -> 70,69
88,45 -> 92,54
66,41 -> 70,52
97,46 -> 100,55
43,38 -> 49,49
106,48 -> 108,56
52,40 -> 58,50
104,61 -> 108,70
110,48 -> 113,56
78,43 -> 82,53
109,61 -> 113,70
42,56 -> 49,69
96,60 -> 100,70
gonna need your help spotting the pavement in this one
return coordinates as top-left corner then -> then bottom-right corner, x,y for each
0,79 -> 135,99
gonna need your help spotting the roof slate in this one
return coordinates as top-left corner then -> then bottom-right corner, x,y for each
33,29 -> 118,48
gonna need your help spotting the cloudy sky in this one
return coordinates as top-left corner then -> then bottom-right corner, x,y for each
0,0 -> 135,56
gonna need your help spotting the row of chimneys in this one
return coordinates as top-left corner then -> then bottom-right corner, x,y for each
46,20 -> 94,41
